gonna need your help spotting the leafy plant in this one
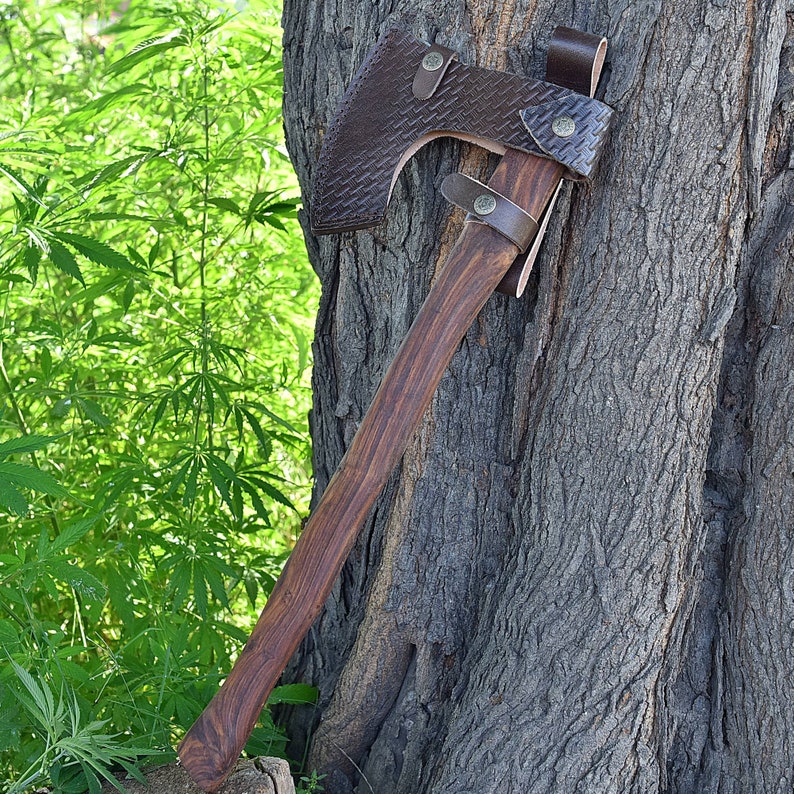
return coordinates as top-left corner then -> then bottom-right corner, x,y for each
0,434 -> 69,516
297,769 -> 327,794
7,661 -> 162,794
0,0 -> 320,790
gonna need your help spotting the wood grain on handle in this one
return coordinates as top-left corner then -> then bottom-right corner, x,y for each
177,150 -> 564,792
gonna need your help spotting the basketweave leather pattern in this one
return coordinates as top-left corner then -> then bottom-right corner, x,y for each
311,26 -> 613,235
521,94 -> 612,177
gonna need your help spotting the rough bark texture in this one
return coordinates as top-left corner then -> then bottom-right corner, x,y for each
280,1 -> 794,792
100,758 -> 294,794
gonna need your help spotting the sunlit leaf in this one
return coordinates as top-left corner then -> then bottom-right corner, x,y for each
48,232 -> 140,273
0,434 -> 59,459
46,560 -> 107,603
79,150 -> 165,191
63,84 -> 151,122
49,515 -> 98,554
106,32 -> 190,75
47,238 -> 85,285
0,163 -> 47,207
0,461 -> 69,498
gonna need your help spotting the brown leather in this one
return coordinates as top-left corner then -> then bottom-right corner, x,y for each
412,43 -> 457,100
546,26 -> 607,97
441,173 -> 539,252
311,27 -> 613,235
521,93 -> 609,177
497,180 -> 562,296
497,27 -> 608,296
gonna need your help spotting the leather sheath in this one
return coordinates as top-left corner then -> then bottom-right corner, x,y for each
311,27 -> 612,235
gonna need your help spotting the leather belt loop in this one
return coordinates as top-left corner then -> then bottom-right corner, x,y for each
546,27 -> 608,97
441,173 -> 539,252
497,27 -> 608,297
412,43 -> 457,100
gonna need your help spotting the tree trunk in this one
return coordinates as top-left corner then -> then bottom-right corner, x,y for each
280,1 -> 794,792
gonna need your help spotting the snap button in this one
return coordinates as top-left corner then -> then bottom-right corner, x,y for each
422,51 -> 445,71
551,115 -> 576,138
473,194 -> 497,215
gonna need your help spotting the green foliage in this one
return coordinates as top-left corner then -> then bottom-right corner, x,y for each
297,770 -> 327,794
7,660 -> 162,794
0,0 -> 320,790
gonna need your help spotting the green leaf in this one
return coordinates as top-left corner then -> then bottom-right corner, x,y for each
76,397 -> 111,428
79,150 -> 164,191
0,619 -> 20,652
22,242 -> 42,281
0,480 -> 27,515
63,83 -> 151,122
203,563 -> 230,609
238,479 -> 270,524
192,565 -> 207,616
255,478 -> 296,511
50,515 -> 98,554
0,461 -> 69,498
206,197 -> 241,215
243,571 -> 258,608
251,402 -> 302,435
40,345 -> 52,377
238,407 -> 271,456
169,563 -> 191,610
37,525 -> 50,560
122,278 -> 137,310
90,332 -> 139,348
47,238 -> 85,285
46,560 -> 107,602
48,232 -> 140,273
0,433 -> 58,459
267,683 -> 318,706
206,456 -> 234,514
52,397 -> 73,418
107,32 -> 190,75
0,163 -> 47,207
183,458 -> 200,506
290,321 -> 310,377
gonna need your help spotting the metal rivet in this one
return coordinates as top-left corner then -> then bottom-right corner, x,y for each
551,115 -> 576,138
473,194 -> 497,215
422,51 -> 444,71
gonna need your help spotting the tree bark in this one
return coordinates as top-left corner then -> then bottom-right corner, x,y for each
280,1 -> 794,792
101,759 -> 295,794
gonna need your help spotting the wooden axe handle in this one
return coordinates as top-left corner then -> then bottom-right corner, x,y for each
178,150 -> 564,791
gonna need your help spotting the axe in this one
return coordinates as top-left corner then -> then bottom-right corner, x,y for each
179,25 -> 612,791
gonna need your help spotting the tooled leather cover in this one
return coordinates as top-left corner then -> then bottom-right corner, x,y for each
311,26 -> 612,235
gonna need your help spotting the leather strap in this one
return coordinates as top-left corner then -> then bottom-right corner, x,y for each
547,26 -> 607,97
412,43 -> 457,100
441,173 -> 539,252
496,27 -> 608,297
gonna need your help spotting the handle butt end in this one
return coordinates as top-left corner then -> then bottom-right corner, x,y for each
178,717 -> 242,792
